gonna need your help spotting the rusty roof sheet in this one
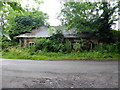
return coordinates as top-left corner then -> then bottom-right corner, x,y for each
16,26 -> 79,38
16,26 -> 51,38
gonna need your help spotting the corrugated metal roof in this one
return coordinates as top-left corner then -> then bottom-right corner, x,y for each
16,26 -> 79,38
16,26 -> 51,38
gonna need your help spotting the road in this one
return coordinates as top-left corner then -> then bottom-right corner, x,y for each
1,59 -> 118,88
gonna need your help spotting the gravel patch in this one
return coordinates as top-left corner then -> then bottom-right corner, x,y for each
2,72 -> 118,88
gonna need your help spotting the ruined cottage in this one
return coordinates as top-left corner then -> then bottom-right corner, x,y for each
16,26 -> 80,47
16,26 -> 107,47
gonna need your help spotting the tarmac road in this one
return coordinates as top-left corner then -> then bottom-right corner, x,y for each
1,58 -> 119,88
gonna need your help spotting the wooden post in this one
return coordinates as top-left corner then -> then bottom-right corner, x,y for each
19,39 -> 22,47
24,39 -> 27,47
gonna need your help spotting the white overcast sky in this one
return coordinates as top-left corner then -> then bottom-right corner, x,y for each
20,0 -> 119,29
20,0 -> 62,26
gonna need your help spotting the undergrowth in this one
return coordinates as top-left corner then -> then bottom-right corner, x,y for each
1,47 -> 119,60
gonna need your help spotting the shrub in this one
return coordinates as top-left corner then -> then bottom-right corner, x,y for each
64,39 -> 72,53
73,39 -> 89,52
34,38 -> 52,52
73,42 -> 82,52
93,42 -> 119,53
49,33 -> 65,52
110,30 -> 120,42
2,47 -> 31,59
1,37 -> 18,49
33,33 -> 65,52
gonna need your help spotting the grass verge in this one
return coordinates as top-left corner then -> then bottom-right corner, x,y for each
1,47 -> 119,60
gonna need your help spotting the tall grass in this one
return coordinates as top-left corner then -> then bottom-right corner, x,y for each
1,47 -> 119,60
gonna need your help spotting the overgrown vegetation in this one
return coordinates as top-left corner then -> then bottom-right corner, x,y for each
1,30 -> 120,60
59,1 -> 119,38
5,9 -> 48,39
1,46 -> 119,60
0,0 -> 48,39
1,1 -> 120,60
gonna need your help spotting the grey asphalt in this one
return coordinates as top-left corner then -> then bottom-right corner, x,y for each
1,58 -> 119,88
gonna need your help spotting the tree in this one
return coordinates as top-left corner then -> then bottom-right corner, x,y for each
94,1 -> 119,37
0,0 -> 47,39
0,0 -> 49,39
59,1 -> 119,37
5,9 -> 48,39
0,1 -> 24,39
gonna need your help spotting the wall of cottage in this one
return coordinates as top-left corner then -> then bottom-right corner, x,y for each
19,38 -> 35,47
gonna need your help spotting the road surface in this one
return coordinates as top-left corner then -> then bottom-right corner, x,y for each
1,59 -> 118,88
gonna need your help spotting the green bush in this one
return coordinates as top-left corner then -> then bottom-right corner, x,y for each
73,39 -> 89,52
2,47 -> 31,59
33,38 -> 52,52
2,46 -> 119,60
110,30 -> 120,42
49,33 -> 65,52
33,33 -> 65,52
64,39 -> 72,53
73,42 -> 82,52
1,37 -> 17,49
93,43 -> 119,53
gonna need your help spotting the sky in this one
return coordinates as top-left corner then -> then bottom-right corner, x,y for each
20,0 -> 62,26
40,0 -> 62,26
20,0 -> 119,30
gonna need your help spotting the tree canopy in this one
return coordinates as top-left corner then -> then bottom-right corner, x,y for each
59,1 -> 119,37
5,9 -> 48,38
0,1 -> 49,39
0,1 -> 25,39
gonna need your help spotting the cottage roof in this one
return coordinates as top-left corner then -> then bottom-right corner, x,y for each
16,26 -> 79,38
16,26 -> 50,38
